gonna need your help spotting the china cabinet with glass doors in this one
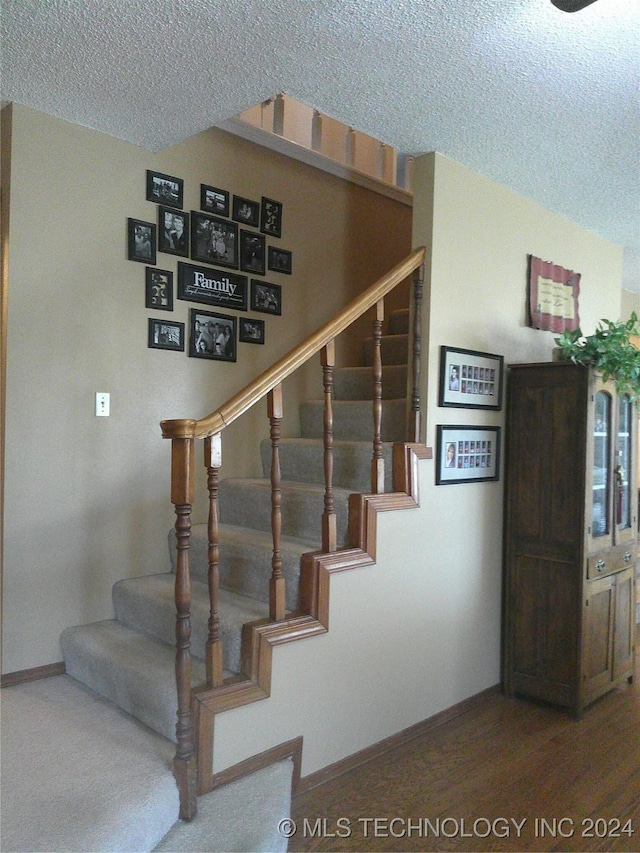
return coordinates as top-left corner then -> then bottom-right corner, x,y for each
503,361 -> 636,717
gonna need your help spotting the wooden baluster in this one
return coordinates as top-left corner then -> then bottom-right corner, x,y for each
322,341 -> 337,552
268,384 -> 286,621
371,299 -> 385,494
408,263 -> 424,443
170,437 -> 197,821
204,433 -> 223,687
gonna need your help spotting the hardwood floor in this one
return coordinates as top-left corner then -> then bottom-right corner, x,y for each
289,628 -> 640,852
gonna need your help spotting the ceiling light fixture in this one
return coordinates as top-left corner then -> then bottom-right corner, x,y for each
550,0 -> 600,11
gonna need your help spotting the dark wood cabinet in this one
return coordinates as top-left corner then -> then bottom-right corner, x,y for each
503,361 -> 636,716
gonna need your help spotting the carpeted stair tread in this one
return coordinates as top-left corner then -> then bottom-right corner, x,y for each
333,363 -> 407,400
219,478 -> 351,545
299,398 -> 407,442
113,573 -> 268,674
170,523 -> 315,611
362,333 -> 408,366
261,437 -> 395,492
389,307 -> 409,335
61,619 -> 207,742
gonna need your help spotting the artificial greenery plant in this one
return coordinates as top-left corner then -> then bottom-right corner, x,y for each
554,312 -> 640,402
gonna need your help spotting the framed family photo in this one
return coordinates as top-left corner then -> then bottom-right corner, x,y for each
260,197 -> 282,238
189,308 -> 237,362
267,246 -> 292,274
146,170 -> 183,209
158,206 -> 189,257
438,346 -> 504,410
200,184 -> 230,217
240,231 -> 266,275
148,317 -> 184,351
250,280 -> 282,315
436,425 -> 501,485
191,211 -> 238,269
127,218 -> 156,264
239,317 -> 265,344
232,195 -> 260,228
145,267 -> 173,311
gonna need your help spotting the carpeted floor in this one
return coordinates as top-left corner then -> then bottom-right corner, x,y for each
0,674 -> 292,853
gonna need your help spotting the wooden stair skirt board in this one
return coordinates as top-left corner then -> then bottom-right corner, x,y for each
57,301 -> 433,807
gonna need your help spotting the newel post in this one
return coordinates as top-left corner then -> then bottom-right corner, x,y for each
171,436 -> 197,821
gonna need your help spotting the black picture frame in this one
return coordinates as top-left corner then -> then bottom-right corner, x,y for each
148,317 -> 184,351
188,308 -> 237,362
267,246 -> 292,275
200,184 -> 230,217
232,195 -> 260,228
128,218 -> 156,264
158,206 -> 189,257
240,230 -> 266,275
145,267 -> 173,311
250,280 -> 282,316
191,211 -> 238,269
146,170 -> 183,209
177,262 -> 248,311
435,425 -> 501,485
438,346 -> 504,410
239,317 -> 265,344
260,196 -> 282,238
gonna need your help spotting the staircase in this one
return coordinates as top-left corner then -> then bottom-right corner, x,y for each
60,296 -> 417,833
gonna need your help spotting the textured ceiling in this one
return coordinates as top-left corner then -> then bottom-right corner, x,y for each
2,0 -> 639,291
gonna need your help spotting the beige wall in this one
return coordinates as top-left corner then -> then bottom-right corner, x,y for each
1,104 -> 411,673
621,289 -> 640,322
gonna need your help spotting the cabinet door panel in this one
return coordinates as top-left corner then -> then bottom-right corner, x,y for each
613,567 -> 635,678
583,576 -> 614,691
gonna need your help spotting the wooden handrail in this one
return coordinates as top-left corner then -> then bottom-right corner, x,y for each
161,247 -> 425,441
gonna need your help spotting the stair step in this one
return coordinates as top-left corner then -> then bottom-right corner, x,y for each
113,573 -> 268,674
261,438 -> 396,492
362,334 -> 408,366
219,478 -> 351,546
170,523 -> 314,612
389,308 -> 409,336
333,363 -> 407,400
299,398 -> 407,442
61,620 -> 207,742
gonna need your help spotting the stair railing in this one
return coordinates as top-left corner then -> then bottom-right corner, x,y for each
160,246 -> 425,818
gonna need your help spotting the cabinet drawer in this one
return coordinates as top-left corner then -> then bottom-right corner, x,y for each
587,545 -> 636,579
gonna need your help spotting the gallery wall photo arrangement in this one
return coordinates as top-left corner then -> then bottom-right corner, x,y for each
158,206 -> 189,257
436,425 -> 501,485
128,218 -> 156,264
148,317 -> 184,351
438,346 -> 504,410
191,211 -> 239,269
189,308 -> 237,362
146,170 -> 183,209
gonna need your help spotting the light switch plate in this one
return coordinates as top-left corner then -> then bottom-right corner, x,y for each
95,392 -> 110,417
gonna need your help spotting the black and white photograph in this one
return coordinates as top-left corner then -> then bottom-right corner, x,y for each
267,246 -> 292,275
146,170 -> 183,209
240,230 -> 266,275
436,425 -> 500,485
188,308 -> 237,362
200,184 -> 230,217
145,267 -> 173,311
158,206 -> 189,257
260,196 -> 282,238
239,317 -> 265,344
232,195 -> 260,228
127,217 -> 156,264
250,280 -> 282,315
191,211 -> 238,269
147,317 -> 184,351
438,346 -> 504,410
